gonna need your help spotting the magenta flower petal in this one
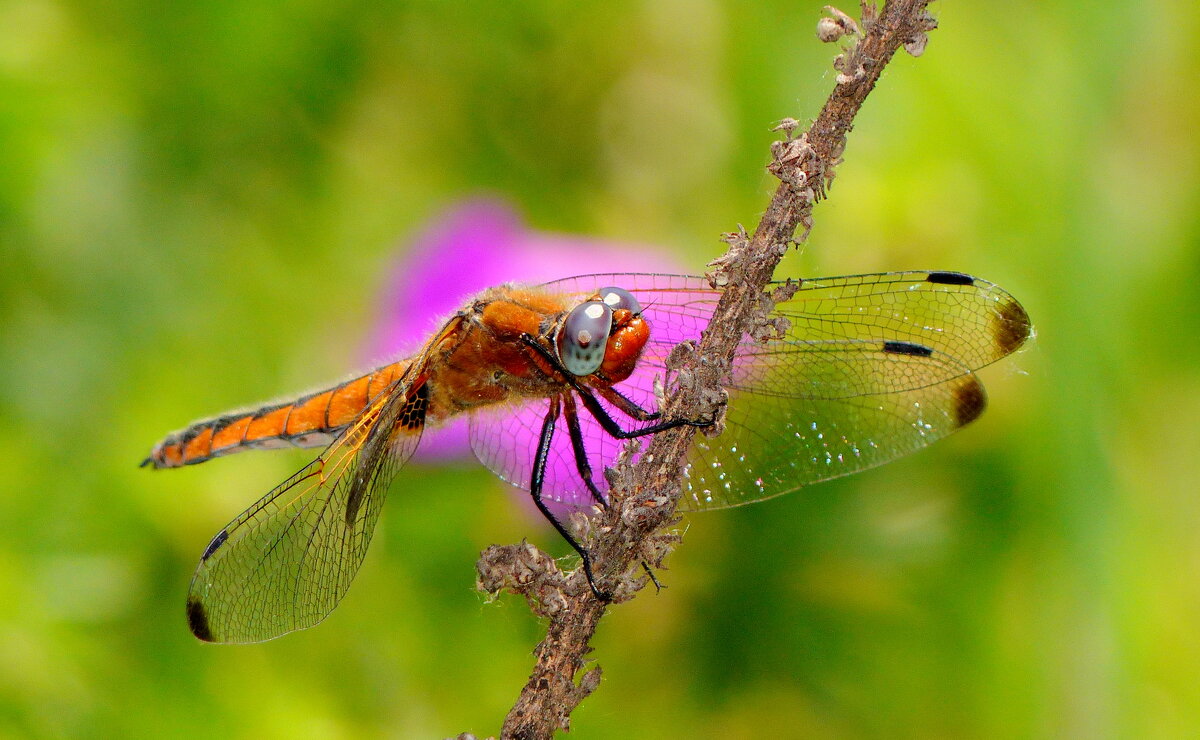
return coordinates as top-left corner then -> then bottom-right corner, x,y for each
366,197 -> 686,462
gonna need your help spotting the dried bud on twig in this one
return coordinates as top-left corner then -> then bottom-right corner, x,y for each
818,5 -> 862,42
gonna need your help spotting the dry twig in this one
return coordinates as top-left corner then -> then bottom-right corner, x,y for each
476,3 -> 938,737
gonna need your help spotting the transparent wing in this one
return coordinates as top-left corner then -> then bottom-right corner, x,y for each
185,383 -> 427,643
470,392 -> 635,514
679,344 -> 986,510
542,271 -> 1031,370
469,272 -> 1030,511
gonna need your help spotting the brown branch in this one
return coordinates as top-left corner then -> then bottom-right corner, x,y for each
475,3 -> 937,738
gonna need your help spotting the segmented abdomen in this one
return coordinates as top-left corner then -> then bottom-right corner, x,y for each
143,361 -> 409,469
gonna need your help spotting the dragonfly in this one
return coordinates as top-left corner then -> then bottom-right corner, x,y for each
143,270 -> 1031,643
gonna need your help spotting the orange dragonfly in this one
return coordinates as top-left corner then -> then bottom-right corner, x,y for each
144,271 -> 1031,643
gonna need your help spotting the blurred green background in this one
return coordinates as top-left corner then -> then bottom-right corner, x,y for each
3,0 -> 1198,737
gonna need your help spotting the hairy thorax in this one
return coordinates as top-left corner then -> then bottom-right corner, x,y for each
423,284 -> 651,422
424,286 -> 572,419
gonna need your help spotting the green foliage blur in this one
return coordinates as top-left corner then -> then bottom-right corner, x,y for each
3,0 -> 1199,737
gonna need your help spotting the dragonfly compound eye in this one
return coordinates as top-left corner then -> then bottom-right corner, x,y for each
598,286 -> 641,315
556,300 -> 613,376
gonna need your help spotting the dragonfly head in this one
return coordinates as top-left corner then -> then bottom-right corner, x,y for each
596,286 -> 649,383
554,286 -> 650,382
598,286 -> 641,316
556,300 -> 613,376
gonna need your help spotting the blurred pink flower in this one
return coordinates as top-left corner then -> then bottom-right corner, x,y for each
366,198 -> 686,461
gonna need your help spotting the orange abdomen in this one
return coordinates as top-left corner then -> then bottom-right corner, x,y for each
143,360 -> 409,469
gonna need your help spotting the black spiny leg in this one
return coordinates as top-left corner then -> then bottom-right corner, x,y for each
566,391 -> 671,594
531,395 -> 609,601
520,332 -> 713,600
562,393 -> 608,509
594,385 -> 661,422
573,385 -> 709,440
641,562 -> 665,593
519,334 -> 712,440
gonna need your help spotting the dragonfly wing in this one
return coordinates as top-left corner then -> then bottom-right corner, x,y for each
679,340 -> 986,511
468,391 -> 646,513
540,273 -> 720,348
487,272 -> 1030,512
185,382 -> 426,643
542,270 -> 1030,372
469,399 -> 556,504
770,270 -> 1031,370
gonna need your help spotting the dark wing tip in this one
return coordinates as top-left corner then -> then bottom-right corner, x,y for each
993,297 -> 1033,357
186,597 -> 216,642
139,456 -> 153,468
950,375 -> 988,427
925,271 -> 976,286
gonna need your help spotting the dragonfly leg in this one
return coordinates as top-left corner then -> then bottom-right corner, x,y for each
530,396 -> 610,601
574,386 -> 710,440
521,336 -> 692,597
593,385 -> 661,422
561,393 -> 608,509
566,390 -> 682,593
519,334 -> 713,440
561,393 -> 667,594
641,561 -> 665,593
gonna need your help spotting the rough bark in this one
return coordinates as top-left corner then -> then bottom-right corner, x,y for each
474,3 -> 938,738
